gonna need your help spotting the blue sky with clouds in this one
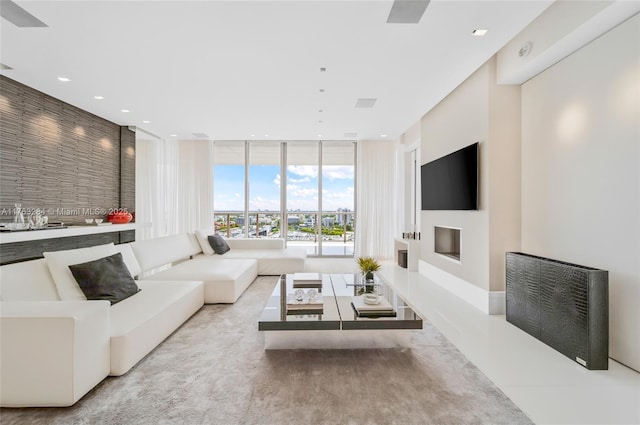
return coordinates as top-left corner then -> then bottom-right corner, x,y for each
214,165 -> 354,211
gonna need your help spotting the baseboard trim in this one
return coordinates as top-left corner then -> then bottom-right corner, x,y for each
418,260 -> 505,315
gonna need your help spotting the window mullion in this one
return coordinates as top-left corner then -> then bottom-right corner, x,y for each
281,142 -> 287,247
318,140 -> 323,255
244,140 -> 249,238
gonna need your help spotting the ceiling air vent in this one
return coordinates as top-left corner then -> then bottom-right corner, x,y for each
386,0 -> 430,24
355,98 -> 377,108
1,0 -> 48,27
192,133 -> 209,139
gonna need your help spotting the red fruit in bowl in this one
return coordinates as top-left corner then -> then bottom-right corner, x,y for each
108,211 -> 132,224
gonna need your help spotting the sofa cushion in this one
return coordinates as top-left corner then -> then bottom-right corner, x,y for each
141,258 -> 257,303
69,253 -> 140,305
207,235 -> 230,255
195,229 -> 215,256
219,248 -> 307,275
226,238 -> 284,250
44,243 -> 117,301
130,234 -> 201,272
114,243 -> 142,277
109,280 -> 204,375
0,259 -> 60,301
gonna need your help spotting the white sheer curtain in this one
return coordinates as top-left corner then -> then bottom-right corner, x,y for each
136,136 -> 212,239
135,134 -> 178,240
175,140 -> 214,233
355,140 -> 399,260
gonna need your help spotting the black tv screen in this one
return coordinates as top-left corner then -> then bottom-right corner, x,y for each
421,142 -> 478,210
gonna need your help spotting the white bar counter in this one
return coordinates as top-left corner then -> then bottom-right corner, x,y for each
0,223 -> 137,244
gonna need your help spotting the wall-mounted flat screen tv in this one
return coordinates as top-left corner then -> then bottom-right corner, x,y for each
421,142 -> 478,210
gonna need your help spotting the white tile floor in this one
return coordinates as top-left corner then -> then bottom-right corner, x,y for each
307,259 -> 640,425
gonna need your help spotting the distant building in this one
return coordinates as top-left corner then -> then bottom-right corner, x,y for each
336,208 -> 352,225
287,216 -> 300,225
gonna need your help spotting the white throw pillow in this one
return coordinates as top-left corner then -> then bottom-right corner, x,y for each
195,229 -> 215,255
114,243 -> 142,277
44,243 -> 118,301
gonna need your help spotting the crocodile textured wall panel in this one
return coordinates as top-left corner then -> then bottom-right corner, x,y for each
506,252 -> 608,370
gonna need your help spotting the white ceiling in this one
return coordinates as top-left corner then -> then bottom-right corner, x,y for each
1,0 -> 553,141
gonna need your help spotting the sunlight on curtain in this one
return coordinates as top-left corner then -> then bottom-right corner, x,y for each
355,140 -> 399,260
175,140 -> 214,233
135,135 -> 178,240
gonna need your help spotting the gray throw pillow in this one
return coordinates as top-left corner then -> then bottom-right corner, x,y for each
207,234 -> 231,255
68,252 -> 140,305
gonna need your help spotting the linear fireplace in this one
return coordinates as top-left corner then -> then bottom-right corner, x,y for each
434,226 -> 460,262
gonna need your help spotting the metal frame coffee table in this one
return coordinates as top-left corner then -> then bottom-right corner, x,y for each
258,273 -> 423,349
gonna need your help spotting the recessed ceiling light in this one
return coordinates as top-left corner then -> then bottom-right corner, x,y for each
57,77 -> 70,82
317,134 -> 322,137
264,134 -> 269,137
142,120 -> 150,124
472,29 -> 488,36
93,95 -> 104,100
250,134 -> 255,137
169,134 -> 177,137
319,109 -> 323,113
380,134 -> 388,138
320,67 -> 326,72
121,109 -> 130,113
319,89 -> 325,93
318,120 -> 323,123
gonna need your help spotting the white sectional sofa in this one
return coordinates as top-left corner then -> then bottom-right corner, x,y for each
131,231 -> 306,303
0,246 -> 204,407
0,232 -> 306,407
131,233 -> 258,304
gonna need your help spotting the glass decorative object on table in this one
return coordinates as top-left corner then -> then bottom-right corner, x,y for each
307,288 -> 318,301
10,203 -> 28,230
31,211 -> 45,228
14,203 -> 25,226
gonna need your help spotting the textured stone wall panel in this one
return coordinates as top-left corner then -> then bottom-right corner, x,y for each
0,76 -> 122,224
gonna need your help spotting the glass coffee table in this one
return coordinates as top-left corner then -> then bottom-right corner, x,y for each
258,273 -> 423,349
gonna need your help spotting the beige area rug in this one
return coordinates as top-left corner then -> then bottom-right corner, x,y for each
0,276 -> 533,425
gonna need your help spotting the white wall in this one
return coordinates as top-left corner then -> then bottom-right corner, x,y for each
521,14 -> 640,371
401,120 -> 421,235
420,61 -> 491,290
488,68 -> 522,292
420,57 -> 521,292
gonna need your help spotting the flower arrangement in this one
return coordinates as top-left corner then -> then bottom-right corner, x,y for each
357,256 -> 380,280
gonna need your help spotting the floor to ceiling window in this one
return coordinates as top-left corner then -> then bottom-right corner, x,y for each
248,141 -> 281,238
321,141 -> 355,256
286,142 -> 320,254
213,141 -> 245,238
213,140 -> 355,257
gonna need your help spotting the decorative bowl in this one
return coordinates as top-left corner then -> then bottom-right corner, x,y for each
108,211 -> 132,224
